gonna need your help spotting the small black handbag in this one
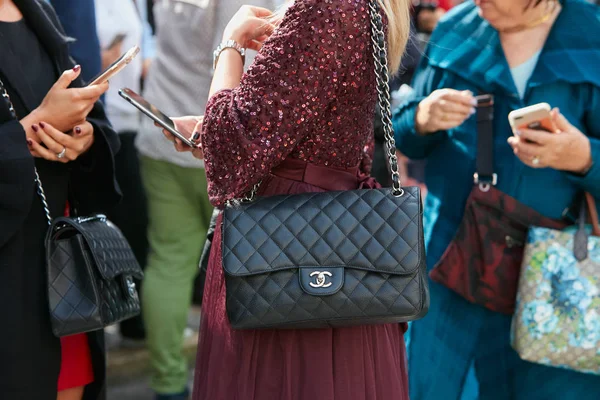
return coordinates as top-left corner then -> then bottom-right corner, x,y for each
0,78 -> 143,337
220,1 -> 429,330
44,211 -> 144,337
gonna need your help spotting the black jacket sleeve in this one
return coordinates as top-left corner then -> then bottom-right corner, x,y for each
38,0 -> 122,215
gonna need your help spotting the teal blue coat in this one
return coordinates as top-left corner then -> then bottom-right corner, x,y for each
393,0 -> 600,268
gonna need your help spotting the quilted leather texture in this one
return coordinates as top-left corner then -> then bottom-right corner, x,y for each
222,187 -> 429,329
47,216 -> 143,337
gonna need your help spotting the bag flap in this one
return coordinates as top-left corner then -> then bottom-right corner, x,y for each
222,187 -> 424,277
49,215 -> 143,280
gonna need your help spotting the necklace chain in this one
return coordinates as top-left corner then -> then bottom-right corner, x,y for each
500,1 -> 560,34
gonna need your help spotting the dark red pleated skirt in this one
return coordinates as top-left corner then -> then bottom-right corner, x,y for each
192,159 -> 409,400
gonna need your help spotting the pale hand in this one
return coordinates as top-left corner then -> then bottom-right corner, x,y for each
27,121 -> 95,163
20,66 -> 108,135
223,5 -> 276,51
507,108 -> 593,173
415,89 -> 477,135
159,116 -> 204,159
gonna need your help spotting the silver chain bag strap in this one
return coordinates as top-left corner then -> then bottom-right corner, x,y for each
220,0 -> 429,330
0,78 -> 143,337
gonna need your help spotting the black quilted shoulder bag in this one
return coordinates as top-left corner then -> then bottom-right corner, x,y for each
0,79 -> 143,337
221,1 -> 429,330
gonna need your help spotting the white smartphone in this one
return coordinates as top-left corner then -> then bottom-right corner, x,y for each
508,102 -> 556,132
118,88 -> 196,148
88,45 -> 140,86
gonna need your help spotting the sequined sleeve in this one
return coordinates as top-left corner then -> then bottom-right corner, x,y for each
201,0 -> 360,206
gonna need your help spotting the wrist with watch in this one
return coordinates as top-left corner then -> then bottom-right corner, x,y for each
213,39 -> 246,70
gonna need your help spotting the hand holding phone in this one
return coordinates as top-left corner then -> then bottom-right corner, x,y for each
162,116 -> 204,155
507,107 -> 593,173
119,88 -> 199,148
508,103 -> 557,133
22,66 -> 108,134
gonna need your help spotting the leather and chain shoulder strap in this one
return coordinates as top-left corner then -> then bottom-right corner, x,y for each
0,78 -> 53,226
368,0 -> 403,197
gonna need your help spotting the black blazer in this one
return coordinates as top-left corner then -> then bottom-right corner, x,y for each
0,1 -> 120,399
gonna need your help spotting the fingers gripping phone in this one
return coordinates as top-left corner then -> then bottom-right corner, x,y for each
508,103 -> 557,132
118,88 -> 196,147
88,45 -> 140,86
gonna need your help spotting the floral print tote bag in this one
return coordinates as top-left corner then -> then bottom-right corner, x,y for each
511,193 -> 600,375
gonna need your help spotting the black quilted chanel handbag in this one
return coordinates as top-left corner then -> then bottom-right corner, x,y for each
0,78 -> 143,337
221,1 -> 429,330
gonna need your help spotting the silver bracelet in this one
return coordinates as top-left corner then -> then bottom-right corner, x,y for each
213,40 -> 246,70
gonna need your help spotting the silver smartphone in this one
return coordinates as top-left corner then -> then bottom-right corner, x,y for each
118,88 -> 196,147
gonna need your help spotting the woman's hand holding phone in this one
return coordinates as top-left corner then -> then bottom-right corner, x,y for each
21,65 -> 108,137
508,108 -> 593,174
160,116 -> 204,159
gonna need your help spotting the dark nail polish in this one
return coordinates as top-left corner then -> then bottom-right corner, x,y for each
73,65 -> 81,72
192,131 -> 201,142
39,122 -> 45,129
26,139 -> 32,146
31,124 -> 39,132
75,126 -> 82,134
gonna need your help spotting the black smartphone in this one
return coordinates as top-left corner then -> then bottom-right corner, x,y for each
118,88 -> 196,147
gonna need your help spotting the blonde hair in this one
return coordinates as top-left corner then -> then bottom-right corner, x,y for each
378,0 -> 410,73
271,0 -> 410,73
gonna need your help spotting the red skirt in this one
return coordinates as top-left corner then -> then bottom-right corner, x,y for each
57,334 -> 94,391
192,159 -> 409,400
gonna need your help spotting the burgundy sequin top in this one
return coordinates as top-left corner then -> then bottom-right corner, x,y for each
202,0 -> 377,206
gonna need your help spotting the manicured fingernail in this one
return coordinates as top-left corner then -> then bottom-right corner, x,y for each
27,139 -> 33,146
508,137 -> 515,144
39,122 -> 45,129
470,108 -> 476,115
192,131 -> 201,142
31,124 -> 39,132
75,126 -> 82,134
73,65 -> 81,72
471,98 -> 478,106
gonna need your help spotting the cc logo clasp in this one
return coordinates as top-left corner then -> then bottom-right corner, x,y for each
309,271 -> 333,288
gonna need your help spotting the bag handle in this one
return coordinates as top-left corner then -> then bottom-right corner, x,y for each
574,192 -> 599,261
238,0 -> 403,203
474,95 -> 496,191
585,192 -> 600,237
0,78 -> 53,226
